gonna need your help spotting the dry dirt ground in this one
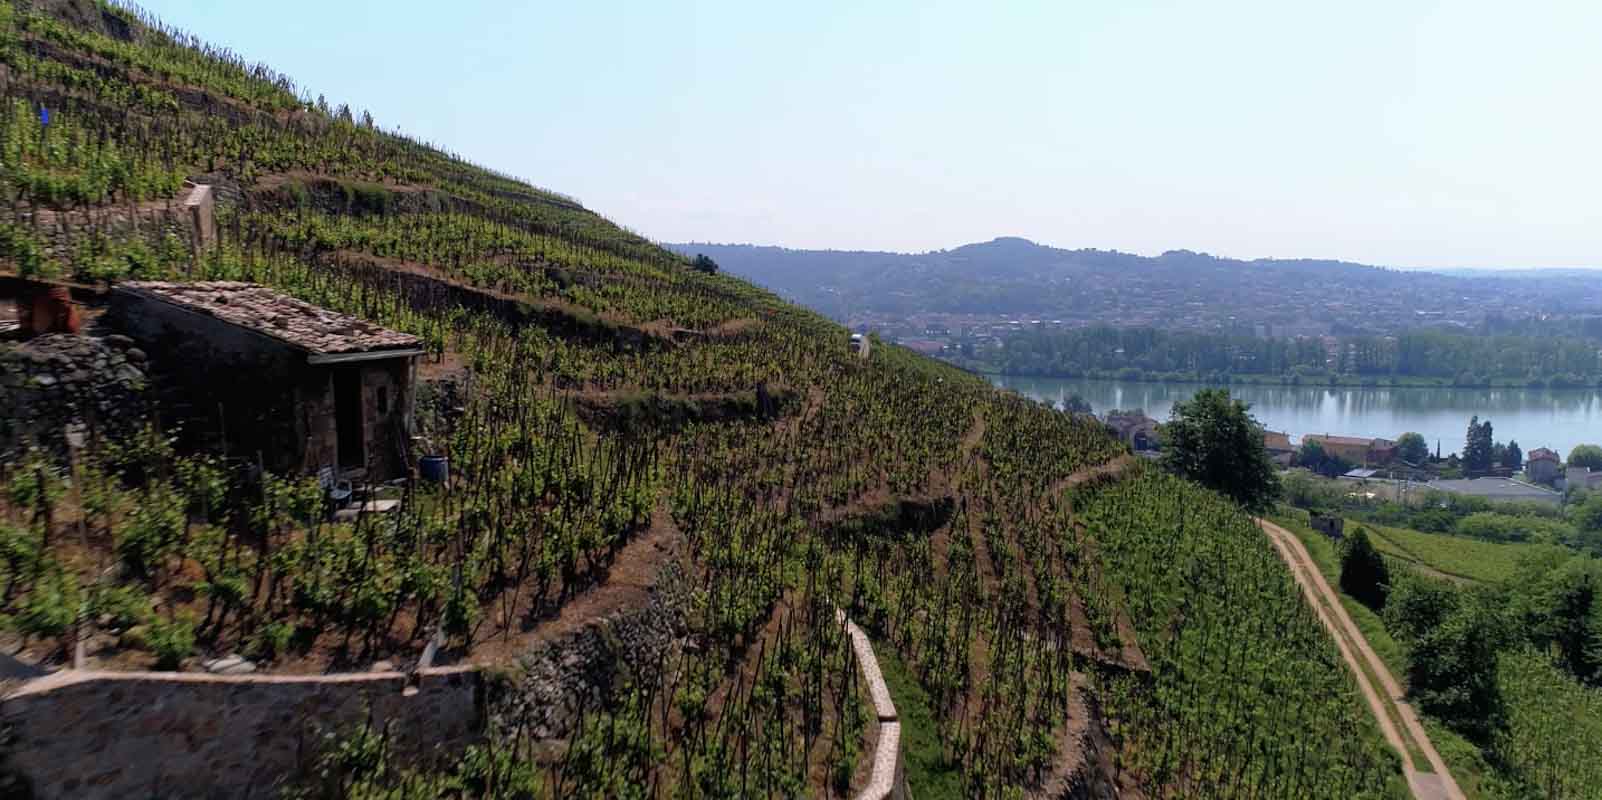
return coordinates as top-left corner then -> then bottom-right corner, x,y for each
1259,518 -> 1465,800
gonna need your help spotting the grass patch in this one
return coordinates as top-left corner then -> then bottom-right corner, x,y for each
1422,717 -> 1505,800
875,645 -> 962,800
1358,521 -> 1564,585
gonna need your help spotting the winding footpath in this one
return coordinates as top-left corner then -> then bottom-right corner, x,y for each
1258,519 -> 1466,800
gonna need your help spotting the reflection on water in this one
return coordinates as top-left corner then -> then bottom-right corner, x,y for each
994,376 -> 1602,456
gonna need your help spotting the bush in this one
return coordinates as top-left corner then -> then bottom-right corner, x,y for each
246,620 -> 294,661
15,568 -> 79,643
1383,576 -> 1509,741
89,584 -> 152,632
1455,512 -> 1575,545
147,612 -> 196,670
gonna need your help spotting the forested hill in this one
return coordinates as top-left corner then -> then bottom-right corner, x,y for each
673,238 -> 1602,336
0,2 -> 1410,797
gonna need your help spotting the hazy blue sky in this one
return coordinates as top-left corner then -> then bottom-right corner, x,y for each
138,1 -> 1600,268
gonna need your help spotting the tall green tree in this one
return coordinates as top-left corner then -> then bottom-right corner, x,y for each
1464,416 -> 1494,474
1396,432 -> 1429,465
1297,440 -> 1353,478
1340,527 -> 1390,610
1384,575 -> 1509,741
1571,444 -> 1602,471
1510,554 -> 1602,685
1160,388 -> 1280,512
1504,440 -> 1523,471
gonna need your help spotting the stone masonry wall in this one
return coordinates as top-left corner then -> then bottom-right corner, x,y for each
0,333 -> 149,463
1,667 -> 480,800
488,543 -> 692,742
2,530 -> 696,798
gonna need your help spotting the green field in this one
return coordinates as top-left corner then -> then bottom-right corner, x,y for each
1359,520 -> 1567,584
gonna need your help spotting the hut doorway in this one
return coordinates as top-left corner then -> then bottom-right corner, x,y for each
335,369 -> 365,470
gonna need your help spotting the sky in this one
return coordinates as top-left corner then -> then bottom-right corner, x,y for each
136,0 -> 1602,268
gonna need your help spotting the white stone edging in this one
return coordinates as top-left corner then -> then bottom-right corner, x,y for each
836,608 -> 905,800
6,663 -> 478,700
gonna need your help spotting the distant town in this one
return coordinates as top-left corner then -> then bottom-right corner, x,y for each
1099,407 -> 1602,507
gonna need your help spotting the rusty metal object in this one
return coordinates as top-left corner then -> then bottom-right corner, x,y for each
22,285 -> 80,335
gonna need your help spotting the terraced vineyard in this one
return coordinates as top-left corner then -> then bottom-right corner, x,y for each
0,2 -> 1407,797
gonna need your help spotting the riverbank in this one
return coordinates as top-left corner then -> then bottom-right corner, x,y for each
947,361 -> 1602,390
992,375 -> 1602,460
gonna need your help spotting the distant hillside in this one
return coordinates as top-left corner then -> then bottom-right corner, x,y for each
672,238 -> 1602,336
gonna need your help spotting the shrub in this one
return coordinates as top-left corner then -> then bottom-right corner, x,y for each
246,620 -> 294,662
15,568 -> 79,643
1455,512 -> 1574,545
147,612 -> 196,670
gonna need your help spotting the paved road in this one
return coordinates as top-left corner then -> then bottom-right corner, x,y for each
1259,518 -> 1466,800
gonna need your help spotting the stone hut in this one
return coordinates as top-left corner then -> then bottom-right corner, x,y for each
1310,513 -> 1345,541
110,282 -> 422,480
1526,447 -> 1561,485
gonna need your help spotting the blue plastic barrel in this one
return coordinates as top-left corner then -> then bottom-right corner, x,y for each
419,455 -> 449,483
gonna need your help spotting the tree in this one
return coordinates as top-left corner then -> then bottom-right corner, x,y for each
1464,416 -> 1494,475
1396,432 -> 1429,465
1504,440 -> 1522,471
1297,440 -> 1352,478
1160,388 -> 1280,512
691,254 -> 719,275
1533,561 -> 1602,684
1383,575 -> 1509,740
1340,527 -> 1390,610
1569,492 -> 1602,537
1282,470 -> 1338,511
1062,394 -> 1092,414
1570,444 -> 1602,471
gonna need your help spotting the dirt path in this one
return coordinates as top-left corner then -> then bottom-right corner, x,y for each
1259,519 -> 1465,800
1046,454 -> 1137,500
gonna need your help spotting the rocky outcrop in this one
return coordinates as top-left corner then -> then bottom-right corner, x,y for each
0,334 -> 148,462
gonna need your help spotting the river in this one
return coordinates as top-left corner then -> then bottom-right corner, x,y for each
992,375 -> 1602,458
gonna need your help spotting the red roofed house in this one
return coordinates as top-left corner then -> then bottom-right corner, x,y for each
1264,430 -> 1295,467
1302,434 -> 1397,467
111,282 -> 423,480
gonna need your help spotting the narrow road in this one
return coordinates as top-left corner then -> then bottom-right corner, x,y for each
1259,518 -> 1466,800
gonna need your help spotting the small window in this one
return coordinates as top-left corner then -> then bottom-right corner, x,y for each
377,386 -> 389,414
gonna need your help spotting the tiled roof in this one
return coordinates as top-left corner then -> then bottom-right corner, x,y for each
118,282 -> 420,356
1304,434 -> 1379,448
1529,448 -> 1560,461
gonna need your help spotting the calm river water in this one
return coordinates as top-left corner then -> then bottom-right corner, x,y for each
992,376 -> 1602,457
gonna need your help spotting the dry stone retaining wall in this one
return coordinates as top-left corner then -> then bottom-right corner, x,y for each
1,666 -> 480,800
0,333 -> 149,462
487,548 -> 692,742
1,527 -> 695,799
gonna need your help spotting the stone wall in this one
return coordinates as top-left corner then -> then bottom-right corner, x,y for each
0,334 -> 148,462
487,541 -> 692,742
1,666 -> 481,800
1,528 -> 696,798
